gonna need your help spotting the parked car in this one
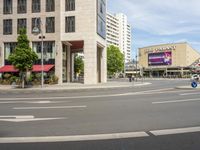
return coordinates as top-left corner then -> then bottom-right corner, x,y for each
191,74 -> 199,82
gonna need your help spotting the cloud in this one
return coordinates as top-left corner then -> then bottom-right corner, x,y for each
108,0 -> 200,35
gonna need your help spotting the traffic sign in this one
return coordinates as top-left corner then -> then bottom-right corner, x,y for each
191,81 -> 198,88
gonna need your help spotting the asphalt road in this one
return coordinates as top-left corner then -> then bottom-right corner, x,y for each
0,79 -> 200,150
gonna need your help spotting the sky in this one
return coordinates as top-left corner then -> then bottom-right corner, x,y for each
108,0 -> 200,59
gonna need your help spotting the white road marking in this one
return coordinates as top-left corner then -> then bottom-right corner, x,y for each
0,88 -> 175,101
150,126 -> 200,136
180,92 -> 200,96
0,101 -> 66,104
13,105 -> 87,110
152,98 -> 200,104
0,131 -> 148,143
0,116 -> 66,122
0,125 -> 200,143
0,116 -> 34,119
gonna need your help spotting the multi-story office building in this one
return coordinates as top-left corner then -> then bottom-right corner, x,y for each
0,0 -> 107,84
106,13 -> 132,63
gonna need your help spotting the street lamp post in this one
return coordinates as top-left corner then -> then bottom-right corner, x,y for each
32,18 -> 44,88
123,52 -> 126,78
135,54 -> 138,82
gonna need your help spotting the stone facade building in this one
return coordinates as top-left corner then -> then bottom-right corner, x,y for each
0,0 -> 107,84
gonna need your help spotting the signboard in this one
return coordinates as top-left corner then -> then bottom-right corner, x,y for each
145,46 -> 176,54
97,0 -> 106,39
148,51 -> 172,66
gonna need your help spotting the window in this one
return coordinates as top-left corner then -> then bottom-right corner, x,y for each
66,0 -> 75,11
46,0 -> 55,12
65,16 -> 75,33
32,18 -> 41,33
18,0 -> 27,13
32,0 -> 40,13
17,19 -> 27,34
32,41 -> 55,64
3,19 -> 12,35
4,43 -> 17,65
3,0 -> 12,14
46,17 -> 55,33
45,42 -> 54,53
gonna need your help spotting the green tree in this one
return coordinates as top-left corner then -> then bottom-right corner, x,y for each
8,28 -> 38,88
74,55 -> 84,78
107,45 -> 124,76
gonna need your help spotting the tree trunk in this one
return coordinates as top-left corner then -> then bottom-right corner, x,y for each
20,72 -> 25,88
22,76 -> 25,88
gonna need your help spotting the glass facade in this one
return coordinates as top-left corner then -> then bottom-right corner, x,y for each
97,0 -> 106,39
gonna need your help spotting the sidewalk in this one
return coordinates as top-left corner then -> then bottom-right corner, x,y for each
0,81 -> 151,91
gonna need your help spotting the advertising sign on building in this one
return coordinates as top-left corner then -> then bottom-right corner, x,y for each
148,52 -> 172,66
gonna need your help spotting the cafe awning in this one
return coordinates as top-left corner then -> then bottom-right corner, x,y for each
0,65 -> 54,73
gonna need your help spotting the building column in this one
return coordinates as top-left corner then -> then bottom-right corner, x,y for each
55,41 -> 63,85
100,46 -> 107,83
165,68 -> 168,77
84,40 -> 97,84
181,67 -> 184,78
71,53 -> 75,82
0,43 -> 4,66
67,45 -> 71,82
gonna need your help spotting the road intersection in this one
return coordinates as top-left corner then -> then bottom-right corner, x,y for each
0,79 -> 200,149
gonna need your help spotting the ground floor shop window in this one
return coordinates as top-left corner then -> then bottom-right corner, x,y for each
32,41 -> 55,64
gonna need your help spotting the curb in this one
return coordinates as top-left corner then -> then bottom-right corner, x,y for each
0,82 -> 152,92
175,86 -> 200,90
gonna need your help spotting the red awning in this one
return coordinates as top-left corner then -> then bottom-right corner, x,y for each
32,65 -> 54,72
0,65 -> 54,73
0,65 -> 18,73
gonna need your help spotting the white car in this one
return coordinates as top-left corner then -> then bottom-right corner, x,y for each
191,74 -> 200,81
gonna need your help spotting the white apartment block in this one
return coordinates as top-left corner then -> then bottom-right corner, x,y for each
0,0 -> 107,84
106,13 -> 132,63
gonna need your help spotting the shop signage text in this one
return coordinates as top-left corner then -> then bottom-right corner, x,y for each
145,46 -> 176,54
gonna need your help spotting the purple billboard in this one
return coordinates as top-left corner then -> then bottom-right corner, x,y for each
148,52 -> 172,66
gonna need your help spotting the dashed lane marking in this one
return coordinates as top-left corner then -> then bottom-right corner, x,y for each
180,92 -> 200,96
152,98 -> 200,104
13,105 -> 87,110
0,100 -> 67,104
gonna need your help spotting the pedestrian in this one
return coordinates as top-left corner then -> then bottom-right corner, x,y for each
129,75 -> 132,82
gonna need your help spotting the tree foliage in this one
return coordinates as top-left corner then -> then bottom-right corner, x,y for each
8,28 -> 38,87
74,55 -> 84,74
107,45 -> 124,76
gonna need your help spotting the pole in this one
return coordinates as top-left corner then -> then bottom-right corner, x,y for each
124,52 -> 126,78
136,55 -> 138,82
33,18 -> 44,88
41,27 -> 44,88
